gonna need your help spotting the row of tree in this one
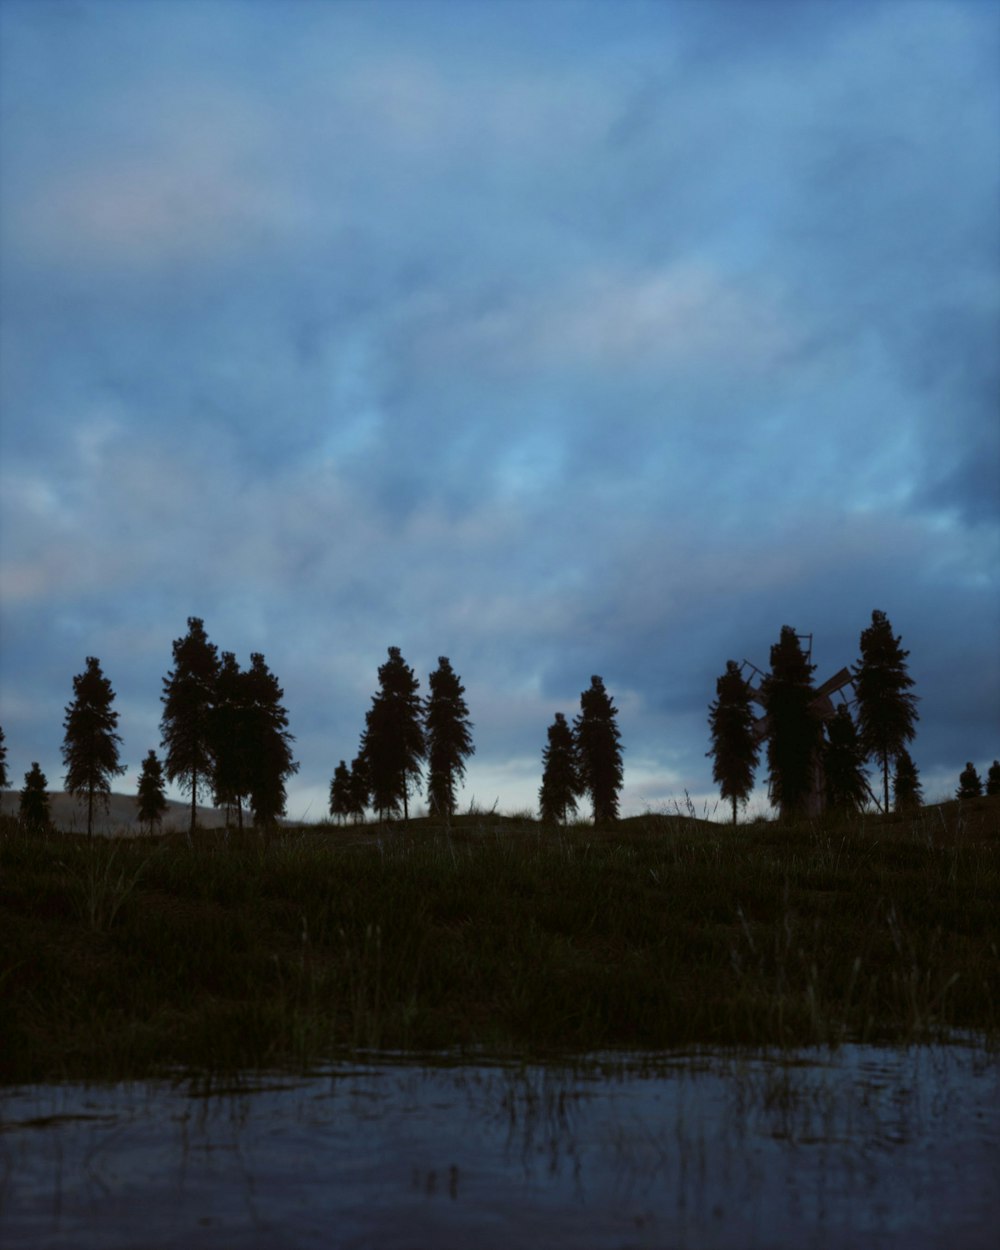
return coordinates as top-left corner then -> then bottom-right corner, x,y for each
708,610 -> 925,823
0,618 -> 298,836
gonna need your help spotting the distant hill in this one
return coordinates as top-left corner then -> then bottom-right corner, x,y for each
0,790 -> 226,835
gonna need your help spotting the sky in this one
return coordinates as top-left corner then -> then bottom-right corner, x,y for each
1,0 -> 998,822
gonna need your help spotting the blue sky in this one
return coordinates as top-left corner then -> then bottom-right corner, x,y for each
1,0 -> 997,820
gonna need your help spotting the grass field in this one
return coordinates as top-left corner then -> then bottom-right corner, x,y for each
1,799 -> 997,1083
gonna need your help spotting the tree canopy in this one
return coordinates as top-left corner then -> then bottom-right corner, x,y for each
136,749 -> 169,831
853,610 -> 918,814
539,712 -> 582,825
956,761 -> 983,800
574,676 -> 623,825
62,656 -> 126,837
19,763 -> 51,832
822,703 -> 868,816
762,627 -> 821,820
161,617 -> 220,835
892,748 -> 923,813
425,657 -> 474,820
707,660 -> 759,826
360,647 -> 425,821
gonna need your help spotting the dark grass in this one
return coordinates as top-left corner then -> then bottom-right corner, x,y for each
1,799 -> 998,1083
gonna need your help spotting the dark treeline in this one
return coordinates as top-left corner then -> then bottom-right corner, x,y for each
708,610 -> 936,826
1,609 -> 995,835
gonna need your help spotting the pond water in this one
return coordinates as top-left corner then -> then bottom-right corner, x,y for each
1,1044 -> 997,1249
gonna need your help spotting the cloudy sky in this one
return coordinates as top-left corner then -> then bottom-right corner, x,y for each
1,0 -> 997,821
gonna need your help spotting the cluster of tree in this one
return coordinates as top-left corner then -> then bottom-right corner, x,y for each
160,618 -> 298,833
539,676 -> 624,825
0,618 -> 298,837
708,611 -> 922,824
957,760 -> 1000,799
329,650 -> 474,824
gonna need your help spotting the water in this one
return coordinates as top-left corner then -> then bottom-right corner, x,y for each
1,1045 -> 997,1249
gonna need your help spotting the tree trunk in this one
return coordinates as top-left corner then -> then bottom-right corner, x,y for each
87,782 -> 94,839
882,752 -> 890,816
190,770 -> 198,836
732,794 -> 737,828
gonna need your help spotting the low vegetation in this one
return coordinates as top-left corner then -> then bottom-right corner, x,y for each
1,799 -> 997,1083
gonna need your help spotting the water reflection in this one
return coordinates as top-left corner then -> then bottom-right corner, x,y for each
1,1045 -> 997,1248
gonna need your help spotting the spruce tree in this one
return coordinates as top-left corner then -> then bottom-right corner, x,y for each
822,704 -> 868,816
329,760 -> 353,824
956,761 -> 983,800
212,651 -> 252,830
574,676 -> 623,825
349,754 -> 370,820
762,626 -> 820,820
0,725 -> 8,791
425,657 -> 474,820
361,647 -> 425,821
707,660 -> 759,827
987,760 -> 1000,797
20,763 -> 51,832
62,656 -> 126,838
853,610 -> 919,815
241,652 -> 298,829
539,712 -> 581,825
136,749 -> 169,832
161,617 -> 220,835
892,748 -> 923,813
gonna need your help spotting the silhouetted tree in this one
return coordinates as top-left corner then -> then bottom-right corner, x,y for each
853,610 -> 919,815
425,657 -> 474,820
349,754 -> 370,820
707,660 -> 759,827
539,712 -> 582,825
19,763 -> 51,832
241,652 -> 298,828
161,617 -> 220,836
574,676 -> 623,825
762,626 -> 820,820
329,759 -> 353,824
211,651 -> 252,831
136,749 -> 168,832
361,647 -> 425,821
987,760 -> 1000,797
822,704 -> 868,816
0,725 -> 8,791
62,656 -> 126,838
956,761 -> 983,800
892,748 -> 923,813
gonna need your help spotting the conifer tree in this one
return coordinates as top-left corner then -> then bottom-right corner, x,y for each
987,760 -> 1000,797
20,763 -> 51,832
762,626 -> 820,820
956,761 -> 983,800
892,748 -> 923,813
822,704 -> 868,816
360,647 -> 425,821
853,610 -> 919,815
539,712 -> 581,825
0,725 -> 8,791
62,656 -> 126,838
211,651 -> 252,830
136,749 -> 169,832
241,652 -> 298,829
329,760 -> 353,824
425,657 -> 474,820
349,754 -> 370,820
707,660 -> 759,827
574,676 -> 623,825
161,617 -> 220,835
